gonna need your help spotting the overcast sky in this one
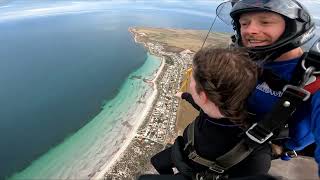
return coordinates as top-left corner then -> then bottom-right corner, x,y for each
0,0 -> 318,26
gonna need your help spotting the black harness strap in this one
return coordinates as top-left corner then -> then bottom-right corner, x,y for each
215,139 -> 254,169
260,53 -> 308,92
182,41 -> 320,178
183,74 -> 319,179
184,122 -> 227,174
183,84 -> 311,178
246,50 -> 320,143
246,84 -> 309,144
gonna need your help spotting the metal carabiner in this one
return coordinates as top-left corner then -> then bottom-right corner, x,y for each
302,59 -> 319,74
300,66 -> 315,88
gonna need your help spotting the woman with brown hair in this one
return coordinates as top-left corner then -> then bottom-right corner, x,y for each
150,47 -> 272,178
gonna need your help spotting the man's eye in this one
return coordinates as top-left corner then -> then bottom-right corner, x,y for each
261,21 -> 271,25
240,22 -> 248,26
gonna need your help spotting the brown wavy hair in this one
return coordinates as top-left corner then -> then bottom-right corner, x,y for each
192,47 -> 258,126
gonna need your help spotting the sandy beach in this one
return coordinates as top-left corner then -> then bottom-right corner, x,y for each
96,27 -> 192,179
92,47 -> 166,179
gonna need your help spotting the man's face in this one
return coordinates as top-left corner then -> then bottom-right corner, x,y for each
239,11 -> 285,47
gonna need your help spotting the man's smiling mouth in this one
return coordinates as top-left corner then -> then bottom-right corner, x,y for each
246,39 -> 268,46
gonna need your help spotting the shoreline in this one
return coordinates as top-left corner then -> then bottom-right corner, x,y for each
8,52 -> 164,180
101,27 -> 192,179
92,44 -> 166,179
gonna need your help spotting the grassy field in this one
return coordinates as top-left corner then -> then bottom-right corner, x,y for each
132,27 -> 230,53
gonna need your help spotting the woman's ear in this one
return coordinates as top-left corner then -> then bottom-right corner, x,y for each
199,91 -> 208,104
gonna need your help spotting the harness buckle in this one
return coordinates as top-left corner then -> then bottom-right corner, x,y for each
188,151 -> 225,174
195,172 -> 222,180
188,151 -> 197,160
209,164 -> 225,174
281,150 -> 298,161
283,85 -> 311,101
246,123 -> 273,144
284,150 -> 298,158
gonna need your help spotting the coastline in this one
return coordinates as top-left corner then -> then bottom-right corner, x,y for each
92,54 -> 165,180
9,53 -> 163,180
9,35 -> 164,180
91,27 -> 168,179
99,27 -> 193,179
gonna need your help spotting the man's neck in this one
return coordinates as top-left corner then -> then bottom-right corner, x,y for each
275,47 -> 303,62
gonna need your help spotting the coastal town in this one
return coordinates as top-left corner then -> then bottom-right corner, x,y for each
103,28 -> 195,179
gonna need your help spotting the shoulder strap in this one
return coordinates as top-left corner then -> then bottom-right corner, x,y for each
246,52 -> 319,145
184,121 -> 227,174
183,121 -> 259,175
185,120 -> 195,150
211,82 -> 310,172
215,139 -> 255,169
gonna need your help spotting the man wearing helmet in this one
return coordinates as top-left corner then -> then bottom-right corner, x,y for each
230,0 -> 315,61
229,0 -> 320,176
239,12 -> 285,48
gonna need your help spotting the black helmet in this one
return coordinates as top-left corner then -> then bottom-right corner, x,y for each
228,0 -> 315,62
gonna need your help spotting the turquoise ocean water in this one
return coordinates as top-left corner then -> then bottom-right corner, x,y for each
9,53 -> 161,179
